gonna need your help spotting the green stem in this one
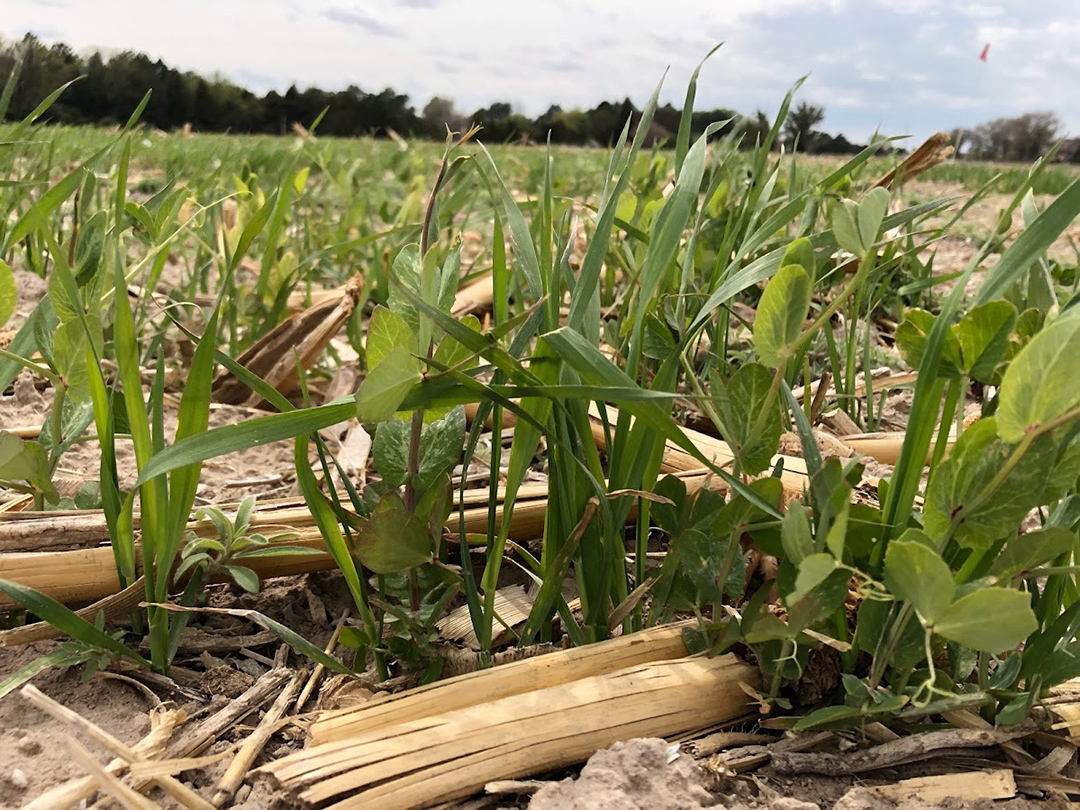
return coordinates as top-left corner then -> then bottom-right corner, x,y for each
931,376 -> 962,469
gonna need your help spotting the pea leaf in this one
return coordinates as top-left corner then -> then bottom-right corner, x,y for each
832,199 -> 863,255
989,527 -> 1077,580
0,431 -> 35,481
387,243 -> 422,334
935,588 -> 1037,652
355,346 -> 422,423
895,309 -> 960,375
711,363 -> 783,475
753,263 -> 811,368
355,491 -> 432,574
923,418 -> 1055,548
781,501 -> 813,566
781,238 -> 815,279
366,305 -> 416,371
371,418 -> 409,488
998,305 -> 1080,443
857,187 -> 891,250
884,536 -> 954,624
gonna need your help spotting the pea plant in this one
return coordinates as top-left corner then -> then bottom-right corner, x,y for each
687,176 -> 1080,726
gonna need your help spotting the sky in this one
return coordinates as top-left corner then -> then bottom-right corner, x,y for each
3,0 -> 1078,146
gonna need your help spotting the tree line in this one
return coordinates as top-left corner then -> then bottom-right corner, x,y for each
1,33 -> 1071,162
0,33 -> 866,152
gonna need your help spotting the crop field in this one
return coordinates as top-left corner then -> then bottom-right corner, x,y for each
2,75 -> 1080,809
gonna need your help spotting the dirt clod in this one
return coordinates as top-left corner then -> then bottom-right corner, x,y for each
529,738 -> 716,809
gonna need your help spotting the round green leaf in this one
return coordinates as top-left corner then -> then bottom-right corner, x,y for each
935,588 -> 1036,652
366,305 -> 416,372
753,263 -> 811,368
355,346 -> 422,423
884,537 -> 954,624
998,305 -> 1080,443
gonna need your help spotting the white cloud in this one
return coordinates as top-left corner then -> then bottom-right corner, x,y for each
0,0 -> 1076,142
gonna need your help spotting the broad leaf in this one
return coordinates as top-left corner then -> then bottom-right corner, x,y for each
923,418 -> 1055,548
372,418 -> 409,488
355,492 -> 431,573
753,263 -> 811,368
895,309 -> 960,375
884,536 -> 954,624
711,363 -> 783,475
997,305 -> 1080,443
935,588 -> 1036,652
416,406 -> 466,493
366,305 -> 416,370
355,346 -> 422,423
954,301 -> 1016,382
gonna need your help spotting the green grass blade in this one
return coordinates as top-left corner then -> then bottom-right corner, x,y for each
975,178 -> 1080,304
134,401 -> 356,486
0,580 -> 151,668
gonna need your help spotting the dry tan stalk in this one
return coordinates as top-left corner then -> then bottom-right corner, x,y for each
128,750 -> 235,779
264,654 -> 759,809
686,731 -> 775,757
0,483 -> 551,553
873,132 -> 955,189
20,685 -> 214,810
451,272 -> 494,316
0,493 -> 549,609
942,708 -> 1038,767
64,736 -> 158,810
436,584 -> 533,649
310,620 -> 694,746
4,425 -> 39,438
588,404 -> 813,499
849,770 -> 1015,804
213,273 -> 364,407
211,667 -> 307,807
771,725 -> 1035,775
295,610 -> 350,712
839,431 -> 955,466
165,667 -> 292,760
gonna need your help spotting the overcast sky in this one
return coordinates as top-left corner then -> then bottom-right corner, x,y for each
3,0 -> 1077,145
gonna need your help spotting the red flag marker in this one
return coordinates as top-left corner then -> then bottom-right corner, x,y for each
979,43 -> 990,62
